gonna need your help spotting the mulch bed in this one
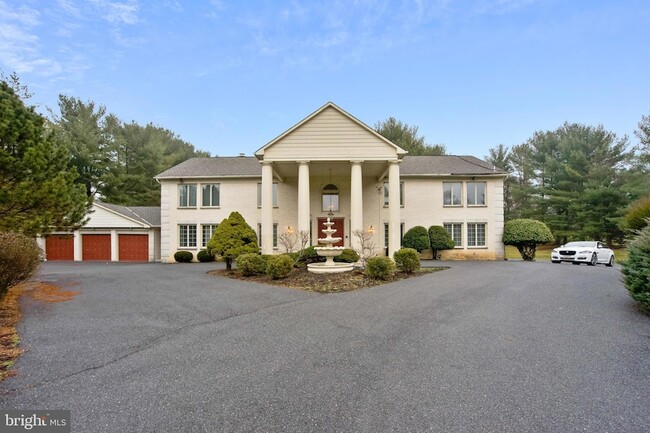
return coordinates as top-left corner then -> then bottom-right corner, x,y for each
210,266 -> 447,293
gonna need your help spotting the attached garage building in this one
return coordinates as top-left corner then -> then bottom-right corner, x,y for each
40,202 -> 161,262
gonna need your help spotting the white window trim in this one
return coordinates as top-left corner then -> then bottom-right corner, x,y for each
467,222 -> 487,248
257,223 -> 279,249
178,224 -> 197,249
257,182 -> 279,208
443,222 -> 463,248
178,184 -> 197,208
201,224 -> 219,248
443,182 -> 463,207
467,181 -> 487,207
201,183 -> 221,208
383,182 -> 405,208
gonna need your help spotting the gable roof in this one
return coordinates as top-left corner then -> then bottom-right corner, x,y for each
95,202 -> 161,227
401,155 -> 507,176
254,102 -> 408,158
155,156 -> 261,179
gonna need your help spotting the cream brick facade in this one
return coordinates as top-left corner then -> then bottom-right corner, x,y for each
156,103 -> 507,263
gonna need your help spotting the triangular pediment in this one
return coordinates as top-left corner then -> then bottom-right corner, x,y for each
255,102 -> 407,162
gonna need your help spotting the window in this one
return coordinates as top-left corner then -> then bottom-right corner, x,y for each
257,183 -> 278,207
384,222 -> 406,251
443,182 -> 462,206
467,223 -> 486,247
383,182 -> 404,207
178,184 -> 197,207
467,182 -> 486,206
444,223 -> 463,247
257,223 -> 278,248
179,224 -> 197,248
322,184 -> 340,212
202,184 -> 220,207
201,224 -> 219,248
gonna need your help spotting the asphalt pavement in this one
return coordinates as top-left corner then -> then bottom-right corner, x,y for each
1,260 -> 648,432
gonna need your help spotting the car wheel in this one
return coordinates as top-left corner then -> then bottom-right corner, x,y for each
588,253 -> 597,266
606,255 -> 615,267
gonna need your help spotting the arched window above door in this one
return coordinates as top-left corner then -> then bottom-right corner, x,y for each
322,184 -> 339,212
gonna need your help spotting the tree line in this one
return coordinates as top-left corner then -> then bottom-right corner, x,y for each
1,73 -> 208,235
485,117 -> 650,245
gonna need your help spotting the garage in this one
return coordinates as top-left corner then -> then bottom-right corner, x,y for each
45,235 -> 74,261
118,234 -> 149,262
82,234 -> 111,261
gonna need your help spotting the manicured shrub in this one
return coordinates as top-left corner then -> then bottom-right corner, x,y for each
298,246 -> 325,264
0,233 -> 41,299
174,251 -> 193,263
366,256 -> 396,280
402,226 -> 430,252
502,219 -> 554,261
428,225 -> 455,259
196,249 -> 214,262
236,253 -> 269,276
622,223 -> 650,312
393,248 -> 420,273
266,255 -> 294,279
207,212 -> 258,270
334,248 -> 360,263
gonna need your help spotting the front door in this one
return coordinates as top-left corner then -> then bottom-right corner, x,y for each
316,217 -> 344,247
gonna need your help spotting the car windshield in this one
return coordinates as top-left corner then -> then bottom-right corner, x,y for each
564,242 -> 596,248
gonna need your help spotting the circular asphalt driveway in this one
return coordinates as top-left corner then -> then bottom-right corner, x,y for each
1,260 -> 649,432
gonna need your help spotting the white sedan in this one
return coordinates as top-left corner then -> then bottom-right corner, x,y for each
551,241 -> 615,266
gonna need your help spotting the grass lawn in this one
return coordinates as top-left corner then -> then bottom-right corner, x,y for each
505,245 -> 628,263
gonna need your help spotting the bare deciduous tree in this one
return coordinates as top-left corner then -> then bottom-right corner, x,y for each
352,229 -> 376,267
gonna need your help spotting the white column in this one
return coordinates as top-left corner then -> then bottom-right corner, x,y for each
261,161 -> 274,254
73,230 -> 82,261
111,229 -> 118,261
388,160 -> 401,257
350,160 -> 363,251
297,161 -> 310,236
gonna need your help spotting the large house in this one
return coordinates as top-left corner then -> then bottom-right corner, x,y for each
155,102 -> 507,263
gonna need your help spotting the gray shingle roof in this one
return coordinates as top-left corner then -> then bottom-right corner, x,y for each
96,202 -> 161,227
155,156 -> 261,178
401,155 -> 507,175
155,155 -> 506,178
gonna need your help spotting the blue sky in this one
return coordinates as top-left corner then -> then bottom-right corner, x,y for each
1,0 -> 648,158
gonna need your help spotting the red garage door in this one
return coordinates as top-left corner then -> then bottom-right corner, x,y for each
118,234 -> 149,262
82,234 -> 111,261
46,235 -> 74,261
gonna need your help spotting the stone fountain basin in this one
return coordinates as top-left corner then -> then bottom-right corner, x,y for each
314,247 -> 345,257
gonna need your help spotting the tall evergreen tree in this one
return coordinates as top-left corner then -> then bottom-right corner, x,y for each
375,117 -> 446,155
0,82 -> 90,235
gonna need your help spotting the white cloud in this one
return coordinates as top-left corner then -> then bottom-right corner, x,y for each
90,0 -> 140,25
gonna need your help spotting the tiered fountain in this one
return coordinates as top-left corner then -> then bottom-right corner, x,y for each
307,217 -> 354,274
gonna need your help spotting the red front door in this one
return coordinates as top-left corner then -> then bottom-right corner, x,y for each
316,217 -> 344,247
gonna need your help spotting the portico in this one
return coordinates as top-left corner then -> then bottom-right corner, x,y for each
255,102 -> 407,256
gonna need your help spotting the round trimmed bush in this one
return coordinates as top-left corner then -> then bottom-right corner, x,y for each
174,251 -> 194,263
197,249 -> 214,262
402,226 -> 430,252
267,254 -> 294,279
0,232 -> 41,299
622,223 -> 650,311
503,219 -> 554,261
236,253 -> 268,276
393,248 -> 420,273
428,225 -> 455,259
334,248 -> 360,263
366,256 -> 396,280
